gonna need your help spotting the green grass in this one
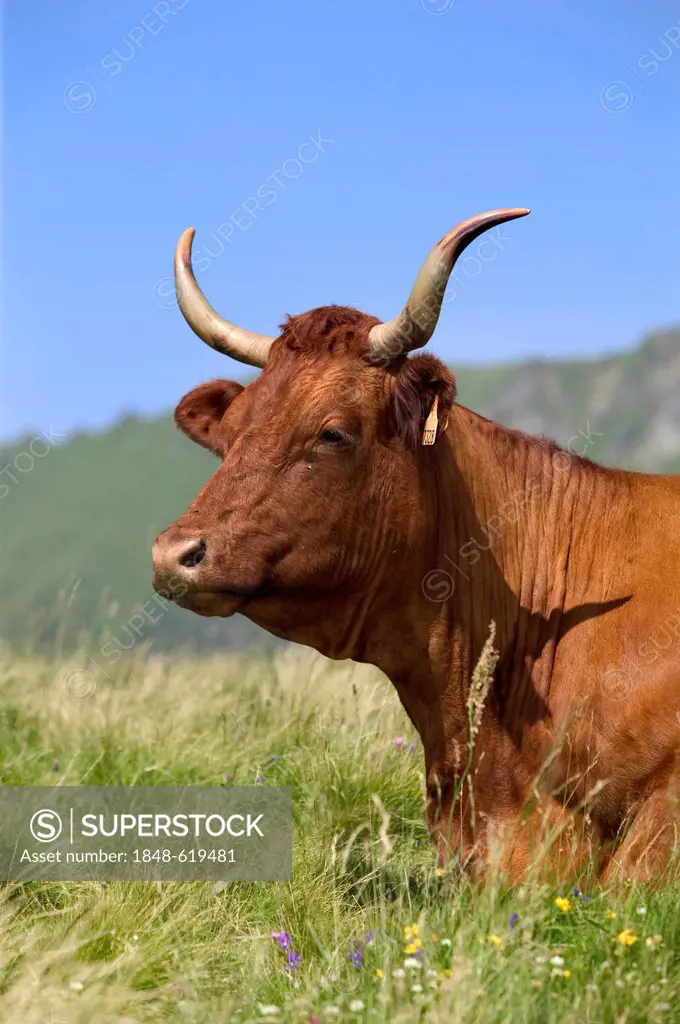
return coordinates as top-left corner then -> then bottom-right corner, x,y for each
1,648 -> 679,1022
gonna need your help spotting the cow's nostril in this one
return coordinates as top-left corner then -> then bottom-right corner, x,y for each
179,538 -> 207,569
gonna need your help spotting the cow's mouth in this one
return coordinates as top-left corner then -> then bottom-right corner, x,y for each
164,579 -> 273,617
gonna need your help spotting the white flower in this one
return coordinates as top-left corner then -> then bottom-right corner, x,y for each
324,1008 -> 341,1017
404,957 -> 423,969
349,1000 -> 365,1013
392,968 -> 405,978
636,906 -> 647,916
69,981 -> 84,992
657,1004 -> 671,1012
411,983 -> 423,993
426,969 -> 438,977
440,938 -> 452,947
550,955 -> 565,967
257,1007 -> 279,1017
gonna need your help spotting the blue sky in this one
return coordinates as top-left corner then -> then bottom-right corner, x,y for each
3,0 -> 680,441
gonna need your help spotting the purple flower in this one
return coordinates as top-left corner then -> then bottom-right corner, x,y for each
256,772 -> 265,784
407,741 -> 417,753
350,938 -> 364,968
268,755 -> 278,763
271,931 -> 292,951
365,930 -> 375,945
509,912 -> 519,930
223,773 -> 234,783
572,885 -> 591,903
286,949 -> 302,971
394,737 -> 405,751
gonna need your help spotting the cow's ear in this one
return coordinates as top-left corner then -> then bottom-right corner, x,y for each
389,355 -> 457,450
174,379 -> 244,455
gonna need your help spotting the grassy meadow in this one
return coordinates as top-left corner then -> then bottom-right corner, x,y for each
0,645 -> 679,1023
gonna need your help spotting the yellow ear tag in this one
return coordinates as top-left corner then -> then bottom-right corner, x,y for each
422,394 -> 439,446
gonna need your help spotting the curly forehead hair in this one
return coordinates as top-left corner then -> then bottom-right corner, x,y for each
279,305 -> 380,357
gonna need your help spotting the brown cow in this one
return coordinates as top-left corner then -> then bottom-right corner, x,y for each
152,209 -> 680,882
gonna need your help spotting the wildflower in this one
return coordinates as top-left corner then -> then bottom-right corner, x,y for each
440,937 -> 452,947
224,772 -> 234,782
645,934 -> 663,948
392,968 -> 405,978
489,934 -> 503,947
349,1000 -> 365,1013
531,980 -> 542,989
572,885 -> 591,903
404,923 -> 420,941
271,931 -> 292,951
431,933 -> 440,942
365,930 -> 375,945
618,929 -> 638,946
407,740 -> 417,753
607,910 -> 617,920
411,983 -> 423,993
349,940 -> 363,969
394,736 -> 405,750
286,950 -> 302,971
509,912 -> 519,930
257,1007 -> 280,1017
435,867 -> 445,877
443,969 -> 453,979
325,1007 -> 340,1016
309,1017 -> 320,1024
405,938 -> 423,954
636,905 -> 647,916
555,897 -> 571,912
404,957 -> 423,969
563,970 -> 572,978
375,968 -> 384,979
69,981 -> 84,992
256,772 -> 265,784
550,955 -> 565,967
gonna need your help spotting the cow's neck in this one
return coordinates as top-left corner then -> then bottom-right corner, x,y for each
364,403 -> 594,759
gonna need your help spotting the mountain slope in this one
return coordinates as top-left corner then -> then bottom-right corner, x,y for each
1,327 -> 678,654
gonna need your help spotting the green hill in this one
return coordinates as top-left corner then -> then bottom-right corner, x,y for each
1,327 -> 678,654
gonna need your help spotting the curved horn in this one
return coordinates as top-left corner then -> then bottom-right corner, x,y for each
174,227 -> 275,368
367,208 -> 530,364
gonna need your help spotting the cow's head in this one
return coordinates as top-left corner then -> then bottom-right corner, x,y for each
152,209 -> 529,656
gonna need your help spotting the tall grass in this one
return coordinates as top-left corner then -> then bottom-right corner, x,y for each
0,646 -> 678,1022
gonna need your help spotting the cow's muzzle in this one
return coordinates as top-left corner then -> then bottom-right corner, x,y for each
151,530 -> 209,600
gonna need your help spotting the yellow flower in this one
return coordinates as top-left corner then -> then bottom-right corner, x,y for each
617,929 -> 638,946
489,934 -> 503,947
607,910 -> 617,920
562,970 -> 572,978
405,942 -> 419,955
404,923 -> 420,941
443,969 -> 453,979
435,868 -> 445,877
431,934 -> 440,942
554,897 -> 572,912
375,968 -> 384,979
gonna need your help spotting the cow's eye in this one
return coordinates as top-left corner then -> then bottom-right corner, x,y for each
319,428 -> 352,446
